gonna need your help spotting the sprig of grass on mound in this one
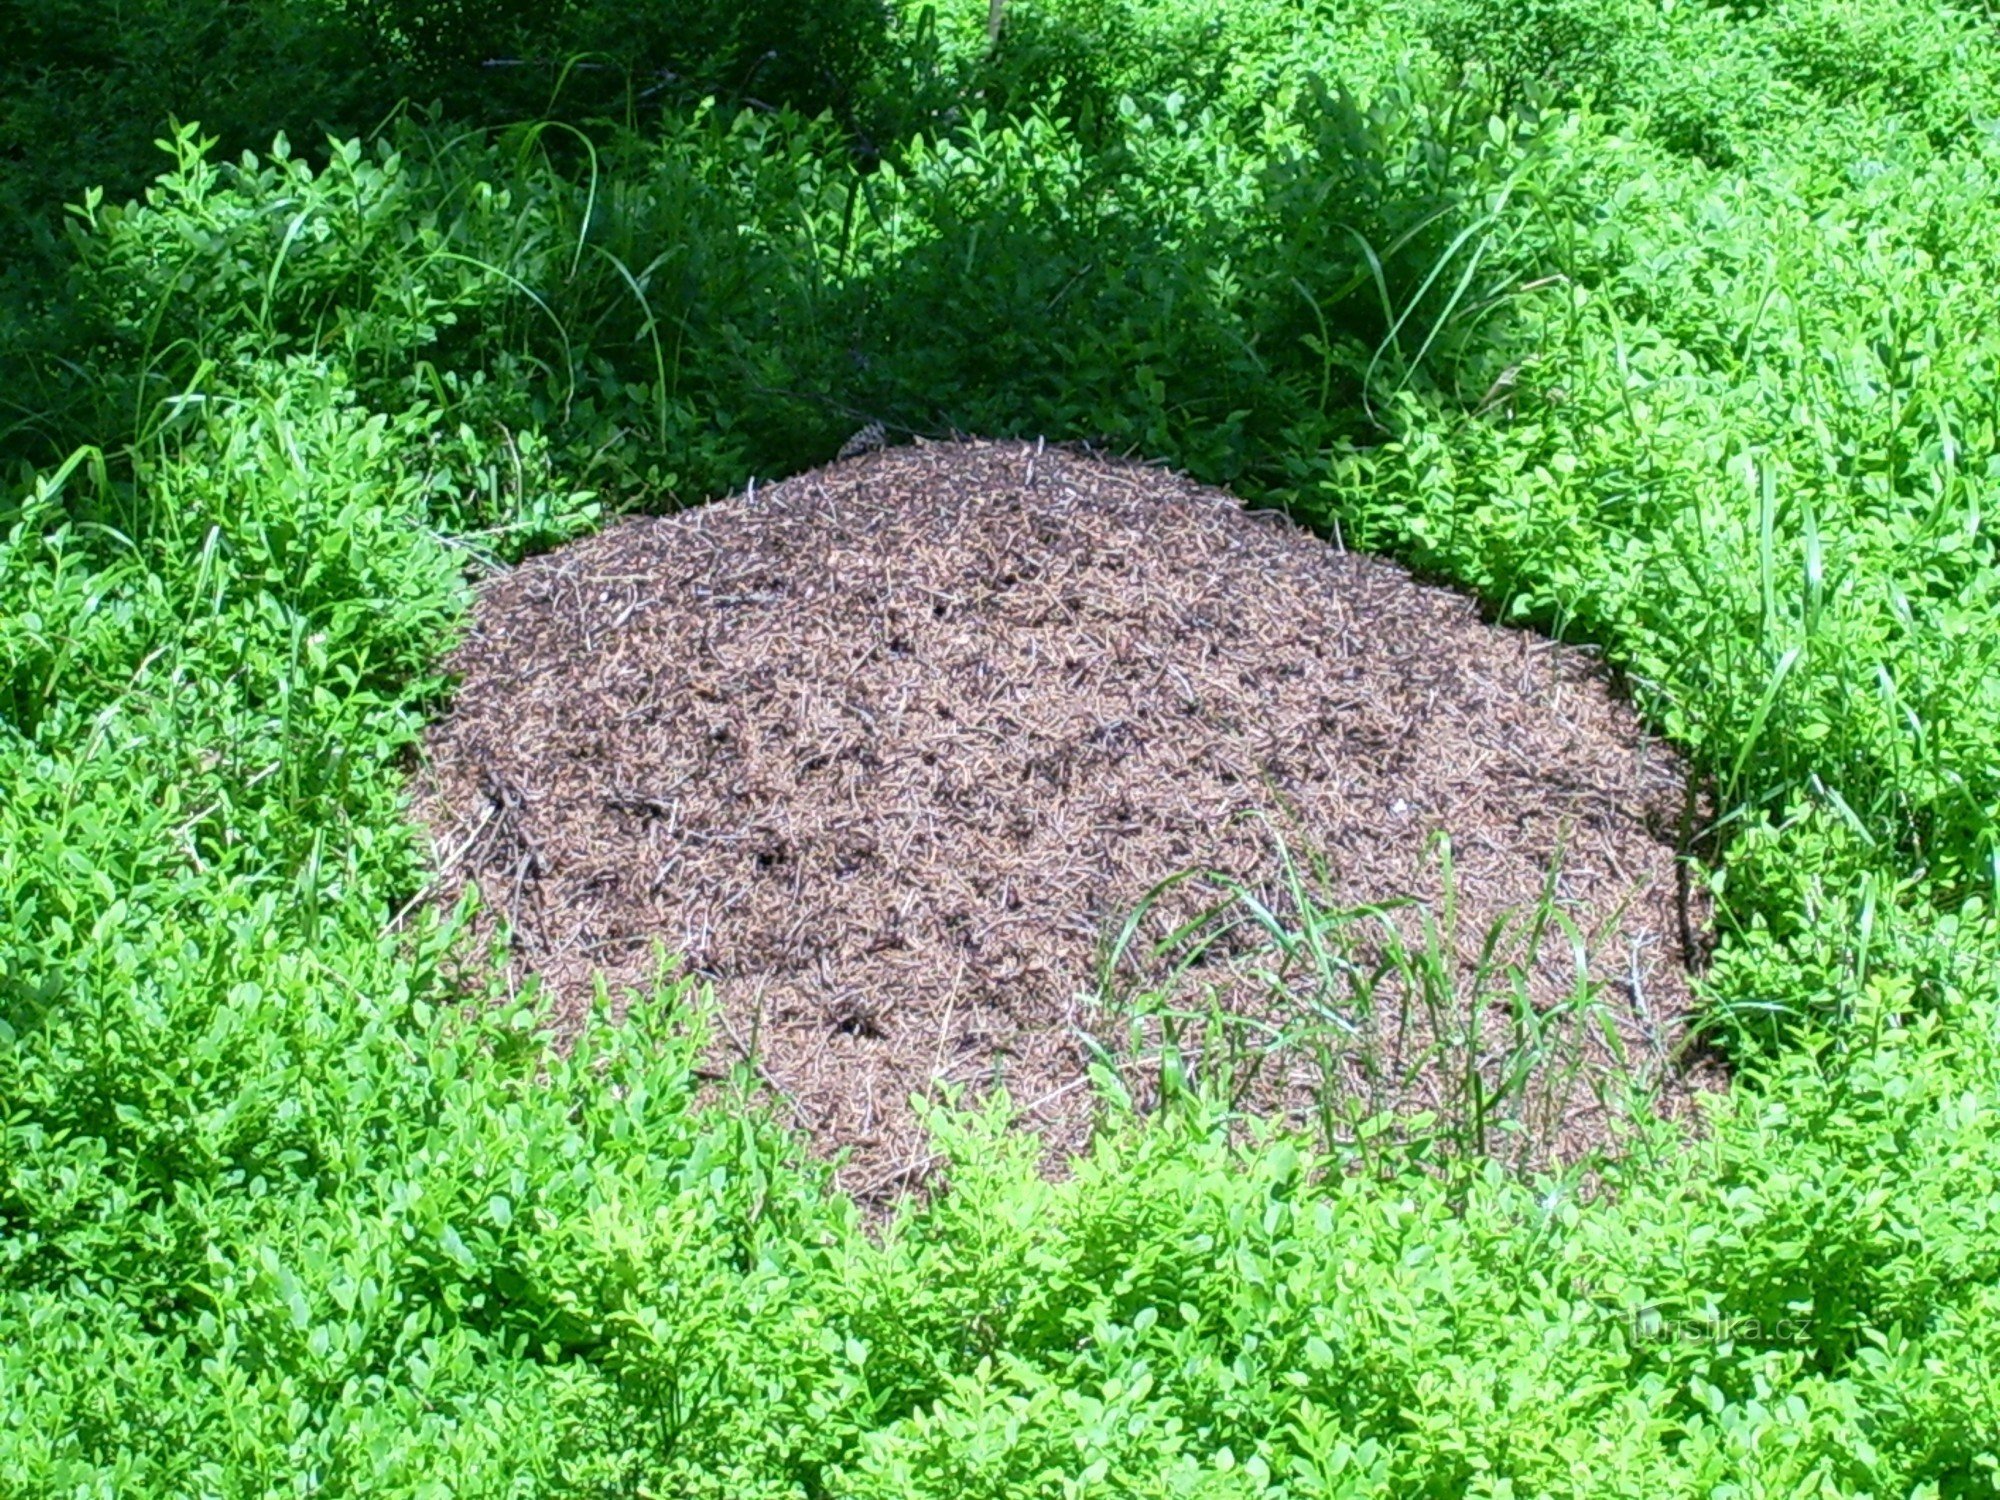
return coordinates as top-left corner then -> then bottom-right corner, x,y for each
1092,829 -> 1666,1175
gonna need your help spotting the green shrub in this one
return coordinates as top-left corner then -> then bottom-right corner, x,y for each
1417,0 -> 1652,106
8,0 -> 2000,1492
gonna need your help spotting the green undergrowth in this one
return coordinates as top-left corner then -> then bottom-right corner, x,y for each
6,0 -> 2000,1493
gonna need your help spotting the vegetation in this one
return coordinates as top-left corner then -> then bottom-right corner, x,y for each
5,0 -> 2000,1491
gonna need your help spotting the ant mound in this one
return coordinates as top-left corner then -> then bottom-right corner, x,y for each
417,440 -> 1709,1196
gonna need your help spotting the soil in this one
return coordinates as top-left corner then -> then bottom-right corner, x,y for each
414,439 -> 1712,1198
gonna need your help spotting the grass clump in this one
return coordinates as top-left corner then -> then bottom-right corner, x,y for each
1097,833 -> 1655,1175
5,0 -> 2000,1493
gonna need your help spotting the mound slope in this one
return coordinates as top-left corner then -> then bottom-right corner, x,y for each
417,441 -> 1705,1192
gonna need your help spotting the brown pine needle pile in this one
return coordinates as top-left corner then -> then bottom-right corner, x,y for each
416,440 -> 1711,1194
